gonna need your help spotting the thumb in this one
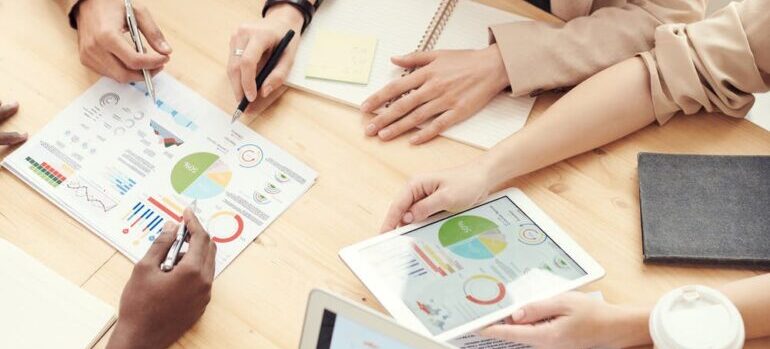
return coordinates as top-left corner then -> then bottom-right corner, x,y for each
392,50 -> 438,68
0,132 -> 28,145
512,298 -> 568,324
261,42 -> 297,98
135,5 -> 172,55
142,222 -> 178,264
408,191 -> 448,223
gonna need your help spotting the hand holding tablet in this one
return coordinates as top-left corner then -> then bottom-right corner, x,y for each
340,188 -> 604,341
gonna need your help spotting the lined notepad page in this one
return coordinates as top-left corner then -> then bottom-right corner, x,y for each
433,0 -> 535,148
747,92 -> 770,131
286,0 -> 535,149
0,239 -> 116,349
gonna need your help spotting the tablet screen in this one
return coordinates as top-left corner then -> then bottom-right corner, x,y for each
315,309 -> 421,349
359,197 -> 587,335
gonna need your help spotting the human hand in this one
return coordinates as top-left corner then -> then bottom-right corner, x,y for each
361,44 -> 509,144
0,100 -> 27,146
227,4 -> 304,105
106,209 -> 217,349
380,161 -> 496,232
479,292 -> 652,349
75,0 -> 171,83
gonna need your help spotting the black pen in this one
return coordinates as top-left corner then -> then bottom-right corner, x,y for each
231,29 -> 296,123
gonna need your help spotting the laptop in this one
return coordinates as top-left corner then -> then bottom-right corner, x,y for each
299,289 -> 454,349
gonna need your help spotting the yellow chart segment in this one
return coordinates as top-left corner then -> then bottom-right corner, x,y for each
479,234 -> 507,255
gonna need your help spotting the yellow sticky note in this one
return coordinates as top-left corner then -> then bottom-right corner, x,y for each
306,30 -> 378,85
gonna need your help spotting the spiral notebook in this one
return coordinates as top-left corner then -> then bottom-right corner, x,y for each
286,0 -> 535,149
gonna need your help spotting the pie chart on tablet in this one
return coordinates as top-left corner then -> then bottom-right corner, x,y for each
439,215 -> 507,260
171,152 -> 232,200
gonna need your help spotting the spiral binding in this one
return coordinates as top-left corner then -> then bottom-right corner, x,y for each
417,0 -> 458,51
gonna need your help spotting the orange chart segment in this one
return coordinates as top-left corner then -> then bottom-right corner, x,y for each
208,211 -> 244,243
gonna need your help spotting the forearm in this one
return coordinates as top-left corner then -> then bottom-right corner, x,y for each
606,274 -> 770,348
479,57 -> 656,188
720,273 -> 770,339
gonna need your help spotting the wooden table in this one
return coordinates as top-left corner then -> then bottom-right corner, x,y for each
1,1 -> 768,348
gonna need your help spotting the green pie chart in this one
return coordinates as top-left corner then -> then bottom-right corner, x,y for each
439,215 -> 506,260
171,152 -> 232,199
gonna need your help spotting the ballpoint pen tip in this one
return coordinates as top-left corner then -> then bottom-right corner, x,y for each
231,109 -> 242,124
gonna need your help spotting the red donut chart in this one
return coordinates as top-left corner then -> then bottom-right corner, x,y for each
464,275 -> 507,305
209,211 -> 244,243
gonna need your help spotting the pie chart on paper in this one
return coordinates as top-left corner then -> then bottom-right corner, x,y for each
439,215 -> 507,260
171,152 -> 232,199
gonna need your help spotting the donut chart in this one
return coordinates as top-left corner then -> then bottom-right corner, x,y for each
207,211 -> 244,244
517,227 -> 546,245
463,275 -> 506,305
237,144 -> 263,168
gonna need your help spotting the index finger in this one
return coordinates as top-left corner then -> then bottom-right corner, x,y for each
104,32 -> 169,70
380,184 -> 425,233
179,208 -> 210,267
240,35 -> 272,102
361,71 -> 427,113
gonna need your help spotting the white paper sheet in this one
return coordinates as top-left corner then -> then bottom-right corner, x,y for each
2,73 -> 317,275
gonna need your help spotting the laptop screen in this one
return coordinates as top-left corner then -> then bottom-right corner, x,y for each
316,309 -> 421,349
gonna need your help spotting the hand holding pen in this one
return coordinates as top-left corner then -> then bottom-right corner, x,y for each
230,30 -> 296,123
108,207 -> 216,349
161,200 -> 198,271
75,0 -> 171,84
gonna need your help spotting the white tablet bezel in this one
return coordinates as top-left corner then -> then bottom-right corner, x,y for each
299,289 -> 453,349
339,188 -> 605,341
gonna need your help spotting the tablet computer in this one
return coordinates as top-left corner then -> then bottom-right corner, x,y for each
299,289 -> 453,349
339,188 -> 605,341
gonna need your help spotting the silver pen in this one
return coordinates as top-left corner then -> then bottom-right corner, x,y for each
125,0 -> 156,103
160,200 -> 196,272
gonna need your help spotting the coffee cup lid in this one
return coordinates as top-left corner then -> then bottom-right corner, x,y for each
650,285 -> 744,349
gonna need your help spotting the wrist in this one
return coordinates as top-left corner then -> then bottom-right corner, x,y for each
485,44 -> 510,91
604,306 -> 653,348
474,155 -> 502,193
107,321 -> 152,349
264,3 -> 306,30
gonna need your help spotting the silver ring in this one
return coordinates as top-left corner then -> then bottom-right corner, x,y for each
233,48 -> 245,57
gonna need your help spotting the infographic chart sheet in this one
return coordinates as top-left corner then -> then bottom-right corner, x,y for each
361,197 -> 587,335
3,73 -> 317,275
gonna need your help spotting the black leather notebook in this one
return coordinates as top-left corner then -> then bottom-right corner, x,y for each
638,153 -> 770,267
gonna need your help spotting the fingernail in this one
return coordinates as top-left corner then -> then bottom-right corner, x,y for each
378,129 -> 391,139
7,101 -> 19,108
512,308 -> 525,322
247,92 -> 256,102
160,41 -> 172,52
365,123 -> 376,135
373,107 -> 387,115
361,101 -> 372,111
402,212 -> 414,224
262,85 -> 273,97
409,135 -> 419,144
19,132 -> 28,140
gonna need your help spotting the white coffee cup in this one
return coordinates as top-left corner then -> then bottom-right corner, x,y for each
649,285 -> 744,349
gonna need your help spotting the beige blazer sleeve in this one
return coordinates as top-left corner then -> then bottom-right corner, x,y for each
640,0 -> 770,124
55,0 -> 80,28
490,0 -> 706,97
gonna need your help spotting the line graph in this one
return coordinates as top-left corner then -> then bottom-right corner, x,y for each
65,179 -> 118,212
